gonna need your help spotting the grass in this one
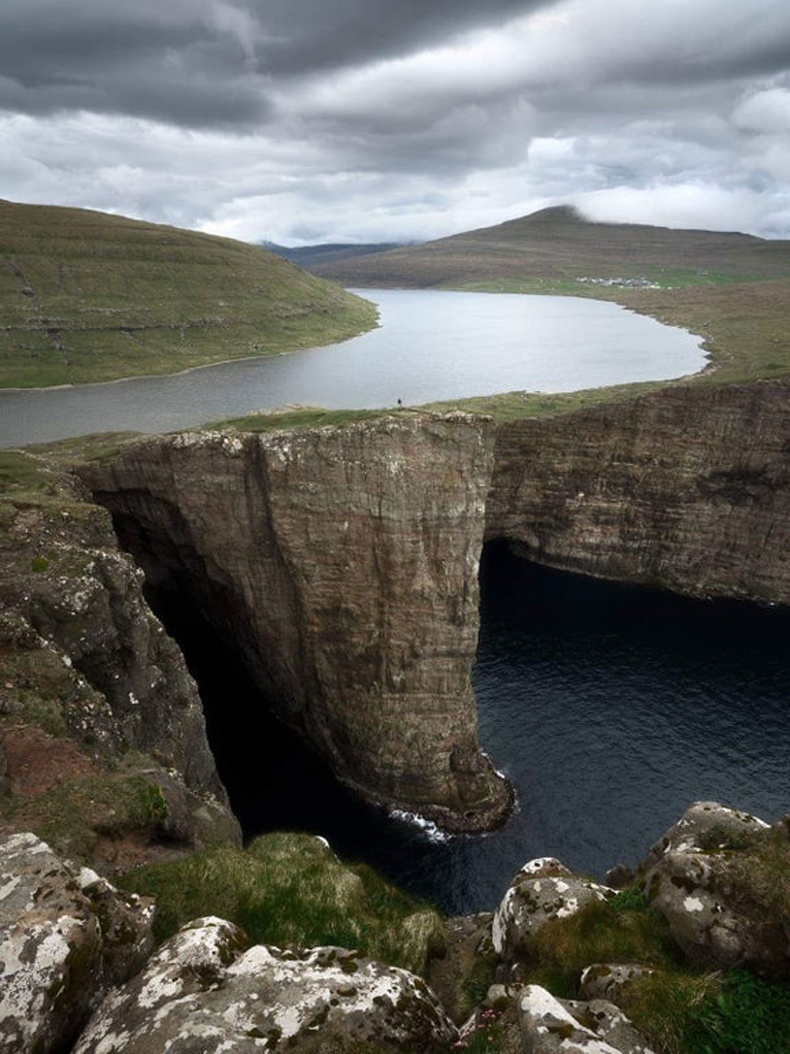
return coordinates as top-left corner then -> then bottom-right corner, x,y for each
3,766 -> 173,862
622,969 -> 790,1054
516,888 -> 682,999
117,831 -> 445,975
0,201 -> 378,388
204,406 -> 384,433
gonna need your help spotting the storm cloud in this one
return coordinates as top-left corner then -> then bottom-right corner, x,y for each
1,0 -> 789,242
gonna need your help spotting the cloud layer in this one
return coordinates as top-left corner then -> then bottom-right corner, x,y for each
1,0 -> 789,242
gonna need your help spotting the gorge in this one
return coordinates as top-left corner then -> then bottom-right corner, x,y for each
76,376 -> 790,845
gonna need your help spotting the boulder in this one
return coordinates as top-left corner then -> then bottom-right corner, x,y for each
74,916 -> 458,1053
492,858 -> 615,963
641,802 -> 789,974
642,801 -> 768,871
579,963 -> 657,1004
0,831 -> 154,1054
518,985 -> 656,1054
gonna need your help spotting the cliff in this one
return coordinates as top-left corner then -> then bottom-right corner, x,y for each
0,457 -> 240,868
79,414 -> 512,833
71,379 -> 790,835
486,379 -> 790,603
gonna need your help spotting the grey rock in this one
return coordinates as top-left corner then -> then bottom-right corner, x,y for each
642,801 -> 768,871
0,831 -> 154,1054
75,916 -> 458,1053
518,985 -> 656,1054
604,864 -> 634,889
492,858 -> 615,963
579,963 -> 657,1004
641,802 -> 789,974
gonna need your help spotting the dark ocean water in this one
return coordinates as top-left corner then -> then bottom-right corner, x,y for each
174,541 -> 790,917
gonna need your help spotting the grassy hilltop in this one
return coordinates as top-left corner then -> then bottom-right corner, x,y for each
0,201 -> 377,388
312,205 -> 790,394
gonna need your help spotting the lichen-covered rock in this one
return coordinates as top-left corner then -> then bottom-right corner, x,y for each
518,985 -> 655,1054
641,802 -> 789,974
75,916 -> 458,1053
642,801 -> 768,870
492,858 -> 615,963
579,963 -> 657,1004
0,831 -> 154,1054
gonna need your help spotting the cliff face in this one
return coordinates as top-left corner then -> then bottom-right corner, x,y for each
486,380 -> 790,604
81,414 -> 512,833
75,379 -> 790,836
0,472 -> 240,867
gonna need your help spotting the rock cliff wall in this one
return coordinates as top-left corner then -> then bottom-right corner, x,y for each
0,473 -> 240,866
81,414 -> 512,833
79,379 -> 790,835
486,380 -> 790,604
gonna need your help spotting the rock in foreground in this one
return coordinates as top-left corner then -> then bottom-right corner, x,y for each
0,831 -> 154,1054
74,917 -> 458,1054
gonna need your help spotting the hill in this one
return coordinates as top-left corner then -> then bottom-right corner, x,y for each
0,201 -> 377,388
309,206 -> 790,289
262,241 -> 408,269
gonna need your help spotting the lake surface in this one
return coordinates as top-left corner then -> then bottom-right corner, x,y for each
170,542 -> 790,917
0,289 -> 704,447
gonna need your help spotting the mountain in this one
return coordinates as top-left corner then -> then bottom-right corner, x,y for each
307,205 -> 790,289
262,241 -> 410,269
0,201 -> 377,388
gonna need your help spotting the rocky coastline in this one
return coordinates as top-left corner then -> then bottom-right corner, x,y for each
2,377 -> 790,1050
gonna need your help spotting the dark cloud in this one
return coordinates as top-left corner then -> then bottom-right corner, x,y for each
0,0 -> 788,241
247,0 -> 552,74
0,0 -> 553,128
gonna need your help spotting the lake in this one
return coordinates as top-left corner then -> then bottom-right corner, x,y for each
0,288 -> 704,447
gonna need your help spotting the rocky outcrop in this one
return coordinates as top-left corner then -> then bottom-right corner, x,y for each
460,984 -> 656,1054
0,473 -> 240,865
492,857 -> 616,965
486,380 -> 790,603
517,985 -> 656,1054
74,916 -> 458,1054
640,801 -> 789,976
0,831 -> 154,1054
80,414 -> 511,833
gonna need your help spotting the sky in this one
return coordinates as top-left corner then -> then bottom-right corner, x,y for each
1,0 -> 789,245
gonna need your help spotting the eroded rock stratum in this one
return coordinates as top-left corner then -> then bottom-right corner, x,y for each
81,413 -> 511,833
76,381 -> 790,833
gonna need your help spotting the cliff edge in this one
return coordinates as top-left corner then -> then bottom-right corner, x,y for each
80,413 -> 513,833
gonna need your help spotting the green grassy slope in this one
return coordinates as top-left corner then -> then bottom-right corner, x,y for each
0,201 -> 377,388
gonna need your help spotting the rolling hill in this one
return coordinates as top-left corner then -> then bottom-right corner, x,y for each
0,201 -> 377,388
308,205 -> 790,289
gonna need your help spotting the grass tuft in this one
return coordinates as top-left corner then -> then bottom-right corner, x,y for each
117,831 -> 445,975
